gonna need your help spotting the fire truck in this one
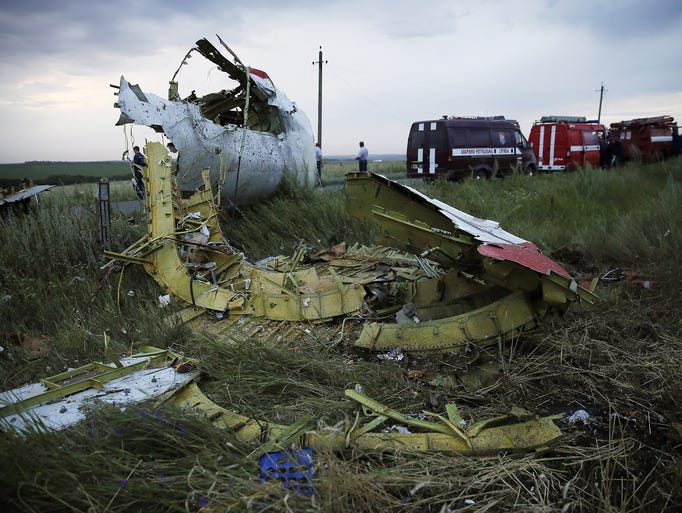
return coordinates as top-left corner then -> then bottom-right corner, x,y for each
528,116 -> 605,172
608,116 -> 679,162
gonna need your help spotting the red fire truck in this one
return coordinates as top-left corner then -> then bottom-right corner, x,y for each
608,116 -> 679,162
528,116 -> 605,171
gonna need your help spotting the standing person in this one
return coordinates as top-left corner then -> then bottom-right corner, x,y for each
132,145 -> 147,199
613,136 -> 625,166
315,142 -> 324,187
606,135 -> 625,168
672,125 -> 681,157
355,141 -> 368,172
598,132 -> 609,169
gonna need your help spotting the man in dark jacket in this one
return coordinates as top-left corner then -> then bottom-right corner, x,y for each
133,146 -> 146,198
606,136 -> 625,168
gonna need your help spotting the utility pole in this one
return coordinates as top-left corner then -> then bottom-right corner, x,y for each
596,82 -> 607,123
312,46 -> 327,146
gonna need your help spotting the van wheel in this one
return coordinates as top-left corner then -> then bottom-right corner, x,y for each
473,169 -> 491,180
524,164 -> 536,176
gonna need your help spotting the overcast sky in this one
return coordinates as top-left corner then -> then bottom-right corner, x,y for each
0,0 -> 680,163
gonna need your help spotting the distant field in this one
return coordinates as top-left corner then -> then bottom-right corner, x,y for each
0,159 -> 408,187
0,161 -> 131,185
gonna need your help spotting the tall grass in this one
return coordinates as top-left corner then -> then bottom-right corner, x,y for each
0,158 -> 680,512
225,184 -> 376,260
0,202 -> 190,388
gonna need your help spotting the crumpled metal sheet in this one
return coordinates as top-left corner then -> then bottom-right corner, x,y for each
170,383 -> 563,456
343,172 -> 596,351
114,38 -> 316,206
0,347 -> 197,433
104,142 -> 371,322
105,145 -> 595,352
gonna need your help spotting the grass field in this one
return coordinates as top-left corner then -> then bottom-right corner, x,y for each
0,161 -> 132,186
0,159 -> 404,191
0,158 -> 680,512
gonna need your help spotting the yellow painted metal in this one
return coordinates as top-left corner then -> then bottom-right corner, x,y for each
107,148 -> 595,339
355,291 -> 538,352
312,416 -> 561,454
142,142 -> 240,311
169,382 -> 288,444
344,389 -> 463,437
170,383 -> 563,456
104,142 -> 367,321
371,208 -> 476,264
248,269 -> 365,320
345,172 -> 475,237
344,172 -> 597,353
345,172 -> 596,302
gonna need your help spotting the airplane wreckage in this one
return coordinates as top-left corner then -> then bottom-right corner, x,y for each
113,37 -> 317,207
1,38 -> 598,461
2,139 -> 597,459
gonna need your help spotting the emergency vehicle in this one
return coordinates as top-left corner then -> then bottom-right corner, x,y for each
609,116 -> 679,162
406,116 -> 537,180
528,116 -> 605,172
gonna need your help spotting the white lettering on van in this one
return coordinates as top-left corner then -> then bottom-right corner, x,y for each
452,148 -> 518,156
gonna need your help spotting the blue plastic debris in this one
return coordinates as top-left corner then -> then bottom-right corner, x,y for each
258,448 -> 314,496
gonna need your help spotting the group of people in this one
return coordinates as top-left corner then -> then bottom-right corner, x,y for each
315,140 -> 368,187
599,133 -> 625,169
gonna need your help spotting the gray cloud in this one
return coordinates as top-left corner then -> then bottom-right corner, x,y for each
542,0 -> 682,37
0,0 -> 679,162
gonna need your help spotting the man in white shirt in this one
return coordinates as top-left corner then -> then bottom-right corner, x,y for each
355,141 -> 368,172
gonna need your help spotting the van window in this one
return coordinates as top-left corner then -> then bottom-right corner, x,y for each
467,128 -> 491,147
493,130 -> 513,147
514,130 -> 525,146
430,127 -> 448,148
448,128 -> 467,147
410,129 -> 424,150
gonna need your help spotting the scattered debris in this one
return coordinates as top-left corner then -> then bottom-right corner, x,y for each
169,382 -> 564,456
259,448 -> 315,496
5,332 -> 52,357
2,132 -> 601,458
0,178 -> 54,214
600,268 -> 659,289
0,346 -> 197,432
104,142 -> 595,357
567,409 -> 591,425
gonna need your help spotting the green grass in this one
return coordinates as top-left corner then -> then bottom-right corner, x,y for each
320,159 -> 406,184
0,161 -> 131,184
0,158 -> 681,512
